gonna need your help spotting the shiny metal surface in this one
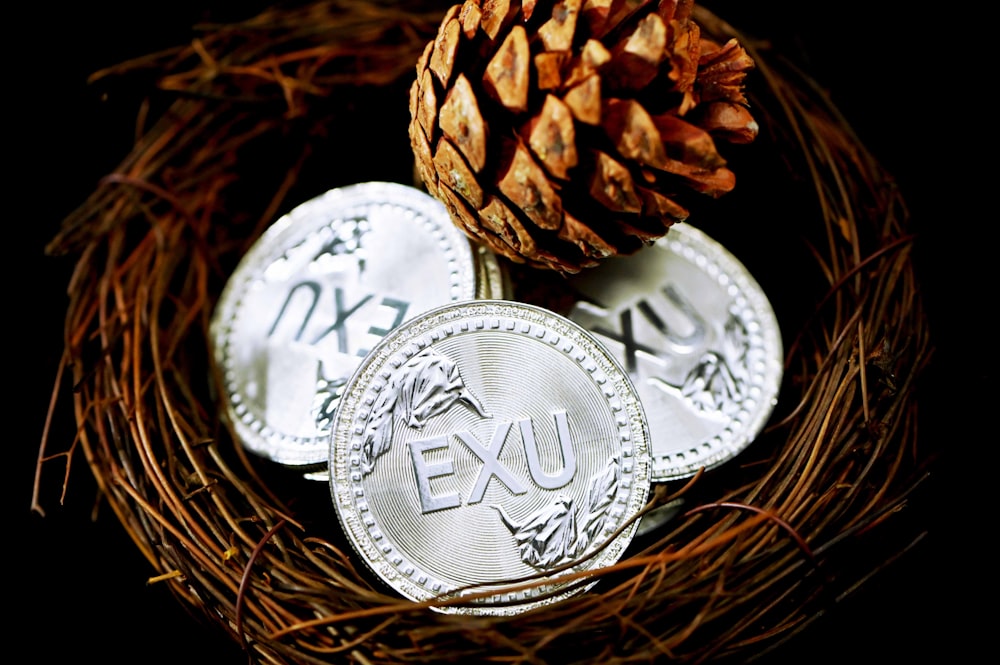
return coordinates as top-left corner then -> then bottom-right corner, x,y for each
302,245 -> 509,484
476,244 -> 510,299
567,223 -> 783,481
329,300 -> 651,614
210,182 -> 485,467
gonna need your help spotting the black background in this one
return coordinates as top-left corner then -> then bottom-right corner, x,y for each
13,2 -> 985,663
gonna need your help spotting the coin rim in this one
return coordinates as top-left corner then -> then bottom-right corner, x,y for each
210,181 -> 482,467
582,223 -> 784,482
328,298 -> 652,615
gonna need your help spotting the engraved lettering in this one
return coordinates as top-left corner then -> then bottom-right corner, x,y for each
409,436 -> 461,513
638,284 -> 705,347
519,410 -> 576,490
362,348 -> 487,475
407,410 -> 581,513
358,297 -> 410,357
494,454 -> 623,570
456,423 -> 527,503
649,312 -> 747,413
592,308 -> 659,373
311,288 -> 374,350
268,283 -> 412,357
267,280 -> 321,341
368,297 -> 409,338
589,285 -> 707,370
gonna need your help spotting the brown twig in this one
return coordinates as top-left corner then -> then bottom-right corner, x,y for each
34,2 -> 933,663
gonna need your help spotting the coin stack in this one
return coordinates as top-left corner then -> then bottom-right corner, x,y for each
209,181 -> 782,614
210,182 -> 509,471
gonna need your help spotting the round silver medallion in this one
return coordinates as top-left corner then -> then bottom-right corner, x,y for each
329,300 -> 651,615
566,223 -> 783,482
210,181 -> 496,468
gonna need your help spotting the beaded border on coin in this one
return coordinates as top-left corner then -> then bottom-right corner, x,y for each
329,299 -> 652,615
210,182 -> 506,469
566,223 -> 783,482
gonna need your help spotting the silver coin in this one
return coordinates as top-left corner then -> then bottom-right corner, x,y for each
210,181 -> 483,468
566,223 -> 783,482
475,244 -> 511,299
329,300 -> 651,615
303,233 -> 511,485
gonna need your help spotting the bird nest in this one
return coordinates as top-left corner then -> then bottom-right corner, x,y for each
35,1 -> 932,663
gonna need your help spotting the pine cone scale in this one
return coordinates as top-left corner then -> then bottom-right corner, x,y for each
524,95 -> 578,179
429,7 -> 462,86
498,142 -> 563,231
435,138 -> 485,209
438,74 -> 488,173
484,25 -> 530,111
410,0 -> 757,273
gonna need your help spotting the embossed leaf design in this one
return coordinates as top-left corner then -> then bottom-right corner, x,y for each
495,454 -> 624,569
678,312 -> 751,415
316,215 -> 370,274
311,365 -> 347,432
360,387 -> 398,475
721,312 -> 751,386
396,348 -> 490,428
679,350 -> 738,414
493,498 -> 577,568
360,348 -> 488,475
577,455 -> 621,550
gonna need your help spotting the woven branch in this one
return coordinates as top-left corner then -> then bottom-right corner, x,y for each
35,2 -> 932,663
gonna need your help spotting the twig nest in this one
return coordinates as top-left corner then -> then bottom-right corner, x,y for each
409,0 -> 758,273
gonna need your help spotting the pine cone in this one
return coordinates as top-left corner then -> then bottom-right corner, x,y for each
409,0 -> 758,273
